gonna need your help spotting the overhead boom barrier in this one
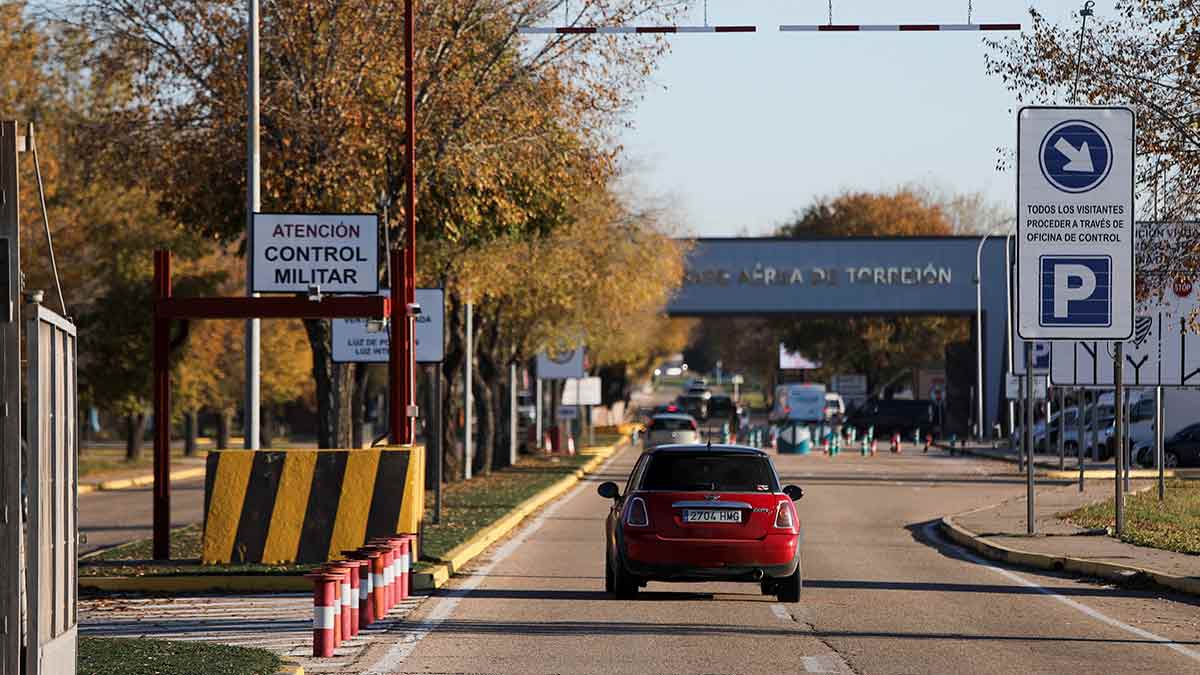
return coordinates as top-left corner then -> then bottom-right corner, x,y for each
779,23 -> 1021,32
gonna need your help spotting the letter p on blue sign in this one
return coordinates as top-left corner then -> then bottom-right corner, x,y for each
1040,256 -> 1111,328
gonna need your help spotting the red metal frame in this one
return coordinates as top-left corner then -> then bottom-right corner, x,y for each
151,249 -> 394,560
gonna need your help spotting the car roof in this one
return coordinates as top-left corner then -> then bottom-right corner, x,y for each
645,443 -> 769,457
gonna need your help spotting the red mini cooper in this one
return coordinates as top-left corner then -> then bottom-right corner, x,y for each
598,445 -> 804,602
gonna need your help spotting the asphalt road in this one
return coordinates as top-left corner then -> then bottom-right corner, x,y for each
354,401 -> 1200,673
79,478 -> 205,555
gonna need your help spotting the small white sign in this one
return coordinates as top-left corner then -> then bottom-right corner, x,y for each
1012,339 -> 1052,375
779,344 -> 820,370
1006,373 -> 1049,401
1016,107 -> 1135,340
561,377 -> 602,406
537,345 -> 585,380
831,374 -> 867,397
331,288 -> 445,363
253,213 -> 378,294
556,406 -> 579,420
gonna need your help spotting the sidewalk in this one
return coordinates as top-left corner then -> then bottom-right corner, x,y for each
942,478 -> 1200,595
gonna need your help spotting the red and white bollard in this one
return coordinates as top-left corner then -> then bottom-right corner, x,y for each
891,432 -> 901,454
307,571 -> 341,657
343,550 -> 376,628
924,434 -> 932,454
342,560 -> 363,637
367,546 -> 388,620
870,438 -> 878,455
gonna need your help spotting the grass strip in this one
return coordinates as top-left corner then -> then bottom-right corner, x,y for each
79,637 -> 281,675
1063,480 -> 1200,555
80,524 -> 314,577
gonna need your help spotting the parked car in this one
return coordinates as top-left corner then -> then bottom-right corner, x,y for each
597,445 -> 804,601
643,414 -> 700,449
1137,423 -> 1200,467
846,398 -> 934,436
685,384 -> 712,401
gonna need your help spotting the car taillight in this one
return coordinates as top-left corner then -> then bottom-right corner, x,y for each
774,500 -> 796,532
689,421 -> 698,431
625,497 -> 650,527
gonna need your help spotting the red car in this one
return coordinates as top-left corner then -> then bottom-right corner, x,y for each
598,445 -> 804,602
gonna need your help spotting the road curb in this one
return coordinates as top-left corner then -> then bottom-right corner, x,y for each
79,466 -> 207,494
79,574 -> 311,594
938,513 -> 1200,598
938,443 -> 1178,480
412,440 -> 626,591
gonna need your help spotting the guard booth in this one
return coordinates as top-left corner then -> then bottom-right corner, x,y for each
22,303 -> 79,674
0,121 -> 79,675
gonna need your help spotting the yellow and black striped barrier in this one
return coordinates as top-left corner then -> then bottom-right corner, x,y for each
202,447 -> 425,564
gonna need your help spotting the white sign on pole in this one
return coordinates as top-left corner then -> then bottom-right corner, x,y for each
556,406 -> 579,420
561,377 -> 602,406
779,344 -> 820,370
1012,339 -> 1052,375
331,288 -> 445,363
1006,374 -> 1049,401
536,345 -> 585,380
1016,107 -> 1135,340
1051,270 -> 1200,387
831,374 -> 867,397
252,213 -> 378,294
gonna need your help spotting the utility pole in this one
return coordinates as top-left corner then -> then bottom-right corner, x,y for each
245,0 -> 262,451
1,121 -> 24,675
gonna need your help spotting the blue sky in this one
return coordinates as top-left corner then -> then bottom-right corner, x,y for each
616,1 -> 1103,236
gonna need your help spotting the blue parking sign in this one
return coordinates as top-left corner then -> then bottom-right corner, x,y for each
1039,256 -> 1111,327
1038,120 -> 1113,193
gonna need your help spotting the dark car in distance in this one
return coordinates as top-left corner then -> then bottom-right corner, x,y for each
598,445 -> 804,602
846,398 -> 935,436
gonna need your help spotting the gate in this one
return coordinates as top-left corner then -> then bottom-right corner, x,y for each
23,304 -> 78,673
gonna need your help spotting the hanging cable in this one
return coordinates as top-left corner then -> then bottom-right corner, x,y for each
1071,1 -> 1096,104
28,124 -> 67,316
968,0 -> 973,24
704,0 -> 708,26
828,1 -> 833,25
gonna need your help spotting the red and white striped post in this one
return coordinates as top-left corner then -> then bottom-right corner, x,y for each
369,542 -> 396,614
344,560 -> 363,636
345,549 -> 377,628
320,565 -> 345,647
306,571 -> 341,658
519,25 -> 756,34
367,547 -> 388,620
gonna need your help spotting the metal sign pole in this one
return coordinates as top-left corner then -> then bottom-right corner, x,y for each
1057,386 -> 1065,470
509,362 -> 518,466
1156,385 -> 1165,501
1024,343 -> 1036,535
465,301 -> 473,480
1016,380 -> 1025,473
1123,390 -> 1132,493
432,364 -> 442,523
1114,344 -> 1125,536
535,377 -> 543,450
244,0 -> 262,451
1077,388 -> 1085,491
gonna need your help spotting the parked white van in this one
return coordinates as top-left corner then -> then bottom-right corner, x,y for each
770,383 -> 828,424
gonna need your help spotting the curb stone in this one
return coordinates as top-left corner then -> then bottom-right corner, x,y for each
937,443 -> 1178,480
938,512 -> 1200,598
79,466 -> 207,495
412,439 -> 626,591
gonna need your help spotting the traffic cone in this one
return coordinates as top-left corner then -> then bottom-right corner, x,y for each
891,432 -> 901,454
870,438 -> 878,455
861,437 -> 870,456
924,434 -> 932,454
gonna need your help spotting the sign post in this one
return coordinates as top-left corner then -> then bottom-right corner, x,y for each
1018,105 -> 1135,537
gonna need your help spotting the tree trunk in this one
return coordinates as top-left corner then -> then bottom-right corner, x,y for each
260,406 -> 276,448
125,413 -> 147,461
184,410 -> 198,457
352,363 -> 368,448
303,319 -> 355,448
441,294 -> 466,481
476,369 -> 496,476
217,409 -> 233,450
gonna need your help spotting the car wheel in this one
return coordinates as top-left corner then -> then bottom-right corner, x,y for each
1165,452 -> 1180,469
760,579 -> 775,596
776,559 -> 802,603
604,551 -> 615,594
612,555 -> 639,599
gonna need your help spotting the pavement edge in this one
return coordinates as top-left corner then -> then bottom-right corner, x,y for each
79,466 -> 207,495
935,443 -> 1179,480
938,513 -> 1200,598
412,438 -> 627,591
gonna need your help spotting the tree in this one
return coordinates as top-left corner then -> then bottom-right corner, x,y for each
70,0 -> 681,447
772,190 -> 970,395
985,1 -> 1200,295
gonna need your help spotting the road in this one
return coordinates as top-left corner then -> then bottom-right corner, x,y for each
79,478 -> 205,555
353,424 -> 1200,672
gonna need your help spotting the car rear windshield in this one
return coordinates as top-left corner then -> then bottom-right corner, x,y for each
639,452 -> 779,492
650,417 -> 696,432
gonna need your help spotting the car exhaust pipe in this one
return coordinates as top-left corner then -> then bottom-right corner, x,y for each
751,569 -> 764,581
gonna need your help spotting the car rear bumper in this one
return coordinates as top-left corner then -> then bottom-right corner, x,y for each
619,531 -> 800,581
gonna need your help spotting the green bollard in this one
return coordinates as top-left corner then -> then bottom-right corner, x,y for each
861,436 -> 870,456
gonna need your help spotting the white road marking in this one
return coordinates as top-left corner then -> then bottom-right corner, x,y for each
770,603 -> 792,621
363,452 -> 625,674
802,654 -> 850,673
925,523 -> 1200,664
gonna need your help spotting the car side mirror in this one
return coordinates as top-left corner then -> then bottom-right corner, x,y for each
597,481 -> 620,500
783,485 -> 804,501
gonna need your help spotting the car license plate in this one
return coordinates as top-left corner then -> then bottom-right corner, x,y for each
683,509 -> 741,523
